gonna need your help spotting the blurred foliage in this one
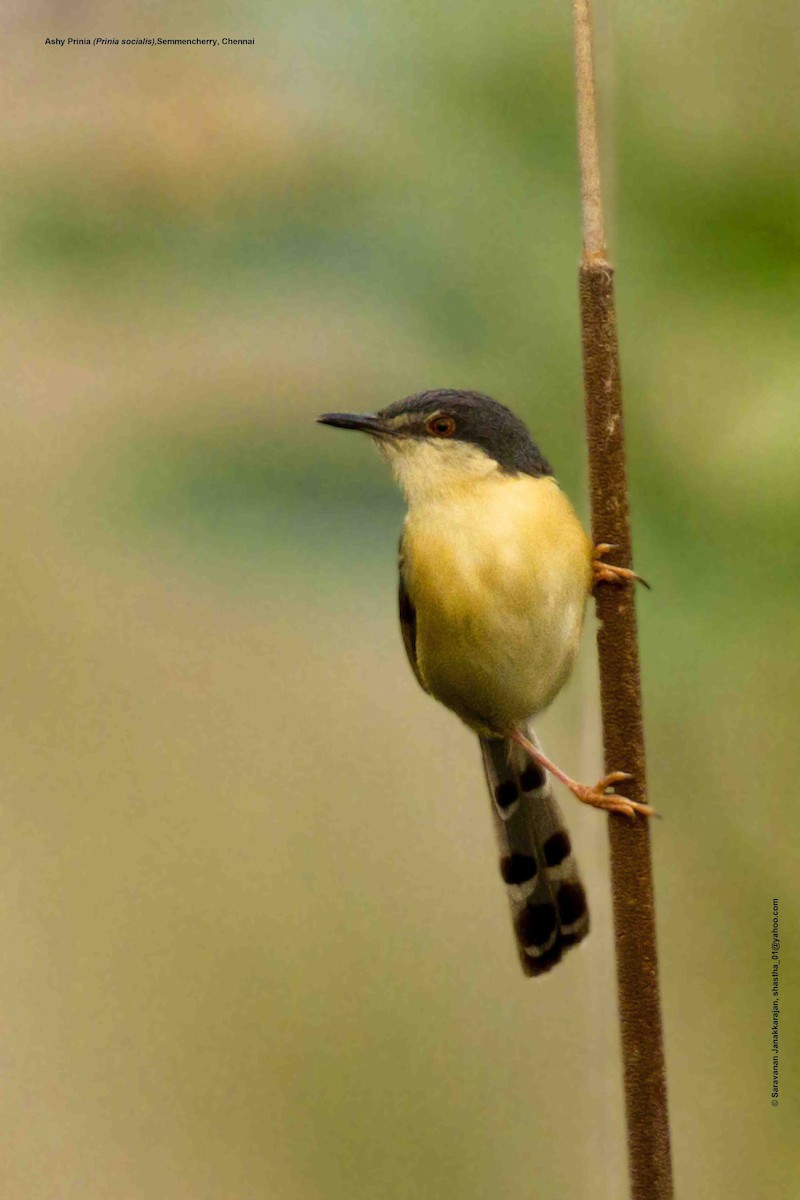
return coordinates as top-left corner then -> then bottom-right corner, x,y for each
2,0 -> 798,1197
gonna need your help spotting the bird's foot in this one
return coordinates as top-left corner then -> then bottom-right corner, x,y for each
592,543 -> 650,590
508,729 -> 658,821
568,772 -> 657,820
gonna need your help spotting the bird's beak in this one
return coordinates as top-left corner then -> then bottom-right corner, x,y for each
317,412 -> 396,438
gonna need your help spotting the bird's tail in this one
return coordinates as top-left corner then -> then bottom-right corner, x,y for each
480,724 -> 589,976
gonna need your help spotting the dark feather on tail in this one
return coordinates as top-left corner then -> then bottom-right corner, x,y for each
480,726 -> 589,976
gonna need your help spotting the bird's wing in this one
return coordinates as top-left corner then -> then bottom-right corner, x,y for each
398,541 -> 429,694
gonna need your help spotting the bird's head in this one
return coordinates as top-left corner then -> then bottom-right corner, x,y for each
318,389 -> 552,504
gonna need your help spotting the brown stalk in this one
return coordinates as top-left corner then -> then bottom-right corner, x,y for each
571,1 -> 674,1197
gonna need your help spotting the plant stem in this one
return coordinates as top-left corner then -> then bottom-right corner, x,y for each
571,2 -> 674,1198
572,0 -> 606,260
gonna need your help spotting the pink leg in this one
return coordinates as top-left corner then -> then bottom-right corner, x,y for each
509,728 -> 657,820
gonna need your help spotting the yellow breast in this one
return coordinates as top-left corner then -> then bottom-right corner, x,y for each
402,474 -> 592,736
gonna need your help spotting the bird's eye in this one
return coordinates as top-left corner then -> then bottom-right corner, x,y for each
425,414 -> 457,437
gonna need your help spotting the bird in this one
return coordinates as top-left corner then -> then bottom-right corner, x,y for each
318,389 -> 652,976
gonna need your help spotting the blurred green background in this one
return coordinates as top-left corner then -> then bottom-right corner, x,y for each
3,0 -> 798,1196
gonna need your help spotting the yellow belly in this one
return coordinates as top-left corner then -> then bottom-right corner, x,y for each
402,474 -> 592,736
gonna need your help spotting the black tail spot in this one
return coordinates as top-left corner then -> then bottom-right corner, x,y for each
516,902 -> 557,949
494,780 -> 518,810
543,831 -> 571,867
520,762 -> 546,792
557,882 -> 588,925
500,854 -> 538,885
522,942 -> 563,976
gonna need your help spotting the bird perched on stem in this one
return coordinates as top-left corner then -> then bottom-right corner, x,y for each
318,389 -> 652,976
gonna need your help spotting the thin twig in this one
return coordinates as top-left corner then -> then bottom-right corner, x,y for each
572,0 -> 606,260
571,2 -> 674,1198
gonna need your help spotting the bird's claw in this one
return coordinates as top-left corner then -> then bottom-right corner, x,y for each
572,772 -> 658,820
592,543 -> 651,590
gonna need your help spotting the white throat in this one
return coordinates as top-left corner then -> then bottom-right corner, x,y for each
378,437 -> 499,506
